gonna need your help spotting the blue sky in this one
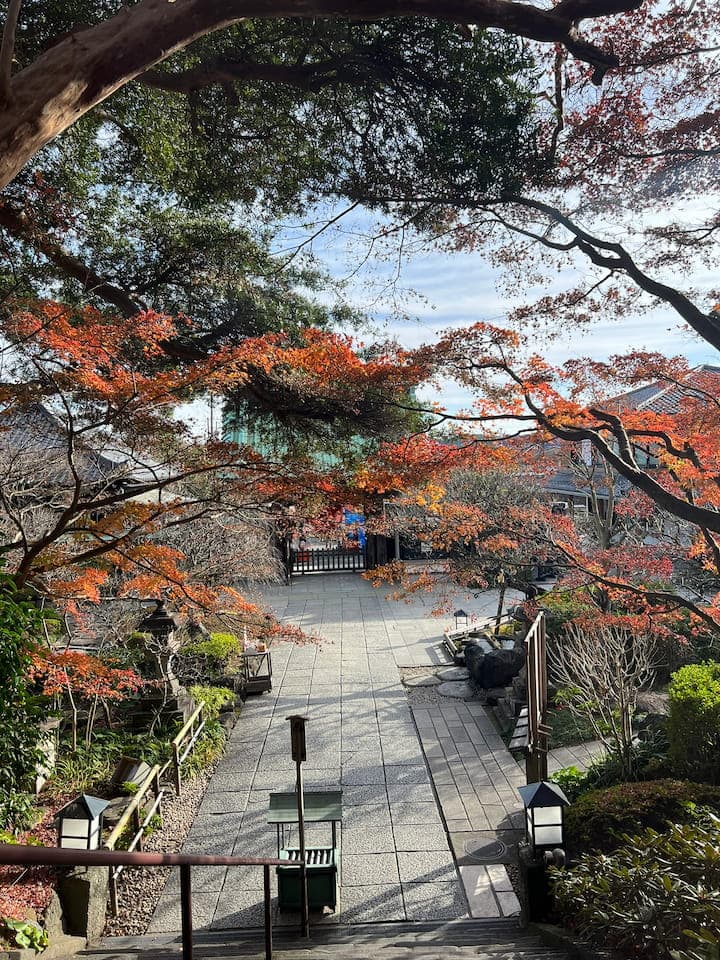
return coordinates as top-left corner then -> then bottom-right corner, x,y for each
182,203 -> 717,435
274,204 -> 718,413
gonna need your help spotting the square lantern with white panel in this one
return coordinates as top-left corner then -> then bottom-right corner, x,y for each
55,794 -> 109,850
518,781 -> 570,852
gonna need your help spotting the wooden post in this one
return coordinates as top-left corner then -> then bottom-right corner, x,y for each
108,867 -> 118,917
153,770 -> 163,826
296,757 -> 308,938
173,741 -> 181,795
133,807 -> 143,852
525,612 -> 549,784
287,715 -> 309,938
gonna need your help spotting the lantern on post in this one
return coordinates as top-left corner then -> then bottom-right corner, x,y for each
453,609 -> 469,630
518,781 -> 569,854
55,794 -> 109,850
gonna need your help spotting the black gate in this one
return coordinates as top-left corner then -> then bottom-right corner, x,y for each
290,546 -> 365,575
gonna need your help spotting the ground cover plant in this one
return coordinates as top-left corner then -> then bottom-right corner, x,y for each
562,779 -> 720,858
552,814 -> 720,960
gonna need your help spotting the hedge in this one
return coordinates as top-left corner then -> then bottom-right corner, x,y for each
564,778 -> 720,857
668,661 -> 720,784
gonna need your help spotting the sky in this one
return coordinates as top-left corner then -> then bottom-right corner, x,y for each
183,202 -> 718,435
273,204 -> 719,414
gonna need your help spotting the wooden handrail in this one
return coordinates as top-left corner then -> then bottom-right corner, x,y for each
172,702 -> 203,747
172,703 -> 205,794
104,763 -> 161,851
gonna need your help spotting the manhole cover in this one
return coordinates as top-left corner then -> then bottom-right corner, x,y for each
463,837 -> 509,862
450,830 -> 520,865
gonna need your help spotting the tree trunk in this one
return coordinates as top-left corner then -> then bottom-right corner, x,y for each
0,0 -> 637,192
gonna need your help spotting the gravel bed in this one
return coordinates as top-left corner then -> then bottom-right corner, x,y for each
400,666 -> 481,706
102,768 -> 213,937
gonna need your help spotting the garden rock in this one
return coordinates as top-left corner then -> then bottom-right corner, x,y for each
58,866 -> 109,943
511,664 -> 528,701
479,648 -> 525,688
463,641 -> 485,681
436,667 -> 470,681
483,687 -> 508,706
637,691 -> 670,715
437,680 -> 476,700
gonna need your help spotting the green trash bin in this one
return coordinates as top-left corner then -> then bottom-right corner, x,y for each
277,846 -> 338,911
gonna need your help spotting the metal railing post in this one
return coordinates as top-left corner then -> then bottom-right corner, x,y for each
263,864 -> 272,960
180,863 -> 193,960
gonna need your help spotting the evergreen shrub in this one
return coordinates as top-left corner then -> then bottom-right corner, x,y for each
668,662 -> 720,784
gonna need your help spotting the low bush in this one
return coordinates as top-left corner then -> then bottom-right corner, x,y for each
182,721 -> 226,777
550,724 -> 671,801
0,793 -> 37,834
552,814 -> 720,960
549,766 -> 587,804
189,685 -> 235,721
564,778 -> 720,857
48,729 -> 171,795
177,632 -> 241,683
668,662 -> 720,784
539,589 -> 596,639
547,704 -> 597,749
0,918 -> 49,954
181,632 -> 240,663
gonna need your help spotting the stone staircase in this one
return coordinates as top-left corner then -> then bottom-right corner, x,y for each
86,919 -> 573,960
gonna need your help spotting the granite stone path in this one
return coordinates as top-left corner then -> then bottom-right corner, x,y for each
149,575 -> 525,932
547,739 -> 605,774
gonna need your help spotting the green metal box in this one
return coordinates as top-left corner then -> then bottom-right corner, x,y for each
276,846 -> 338,911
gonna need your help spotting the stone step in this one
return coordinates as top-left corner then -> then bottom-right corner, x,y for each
90,920 -> 572,960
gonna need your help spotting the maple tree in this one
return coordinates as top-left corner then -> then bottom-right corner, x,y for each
364,328 -> 720,651
29,649 -> 144,749
0,299 -> 431,612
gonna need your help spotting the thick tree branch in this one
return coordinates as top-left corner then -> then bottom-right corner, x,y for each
0,0 -> 21,105
140,56 -> 398,95
526,398 -> 720,534
0,0 -> 641,192
500,195 -> 720,352
0,202 -> 145,316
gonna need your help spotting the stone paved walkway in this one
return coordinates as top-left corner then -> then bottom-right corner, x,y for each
547,739 -> 605,774
150,575 -> 526,932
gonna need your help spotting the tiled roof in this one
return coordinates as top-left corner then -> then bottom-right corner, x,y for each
0,400 -> 168,488
609,364 -> 720,416
0,400 -> 119,484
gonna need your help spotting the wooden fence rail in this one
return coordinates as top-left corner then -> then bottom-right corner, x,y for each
104,701 -> 206,915
525,611 -> 550,783
104,762 -> 167,915
172,702 -> 205,795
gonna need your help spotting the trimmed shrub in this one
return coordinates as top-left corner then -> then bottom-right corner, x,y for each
181,632 -> 240,662
564,779 -> 720,857
176,632 -> 241,682
189,685 -> 235,721
668,662 -> 720,784
539,589 -> 596,639
552,815 -> 720,960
